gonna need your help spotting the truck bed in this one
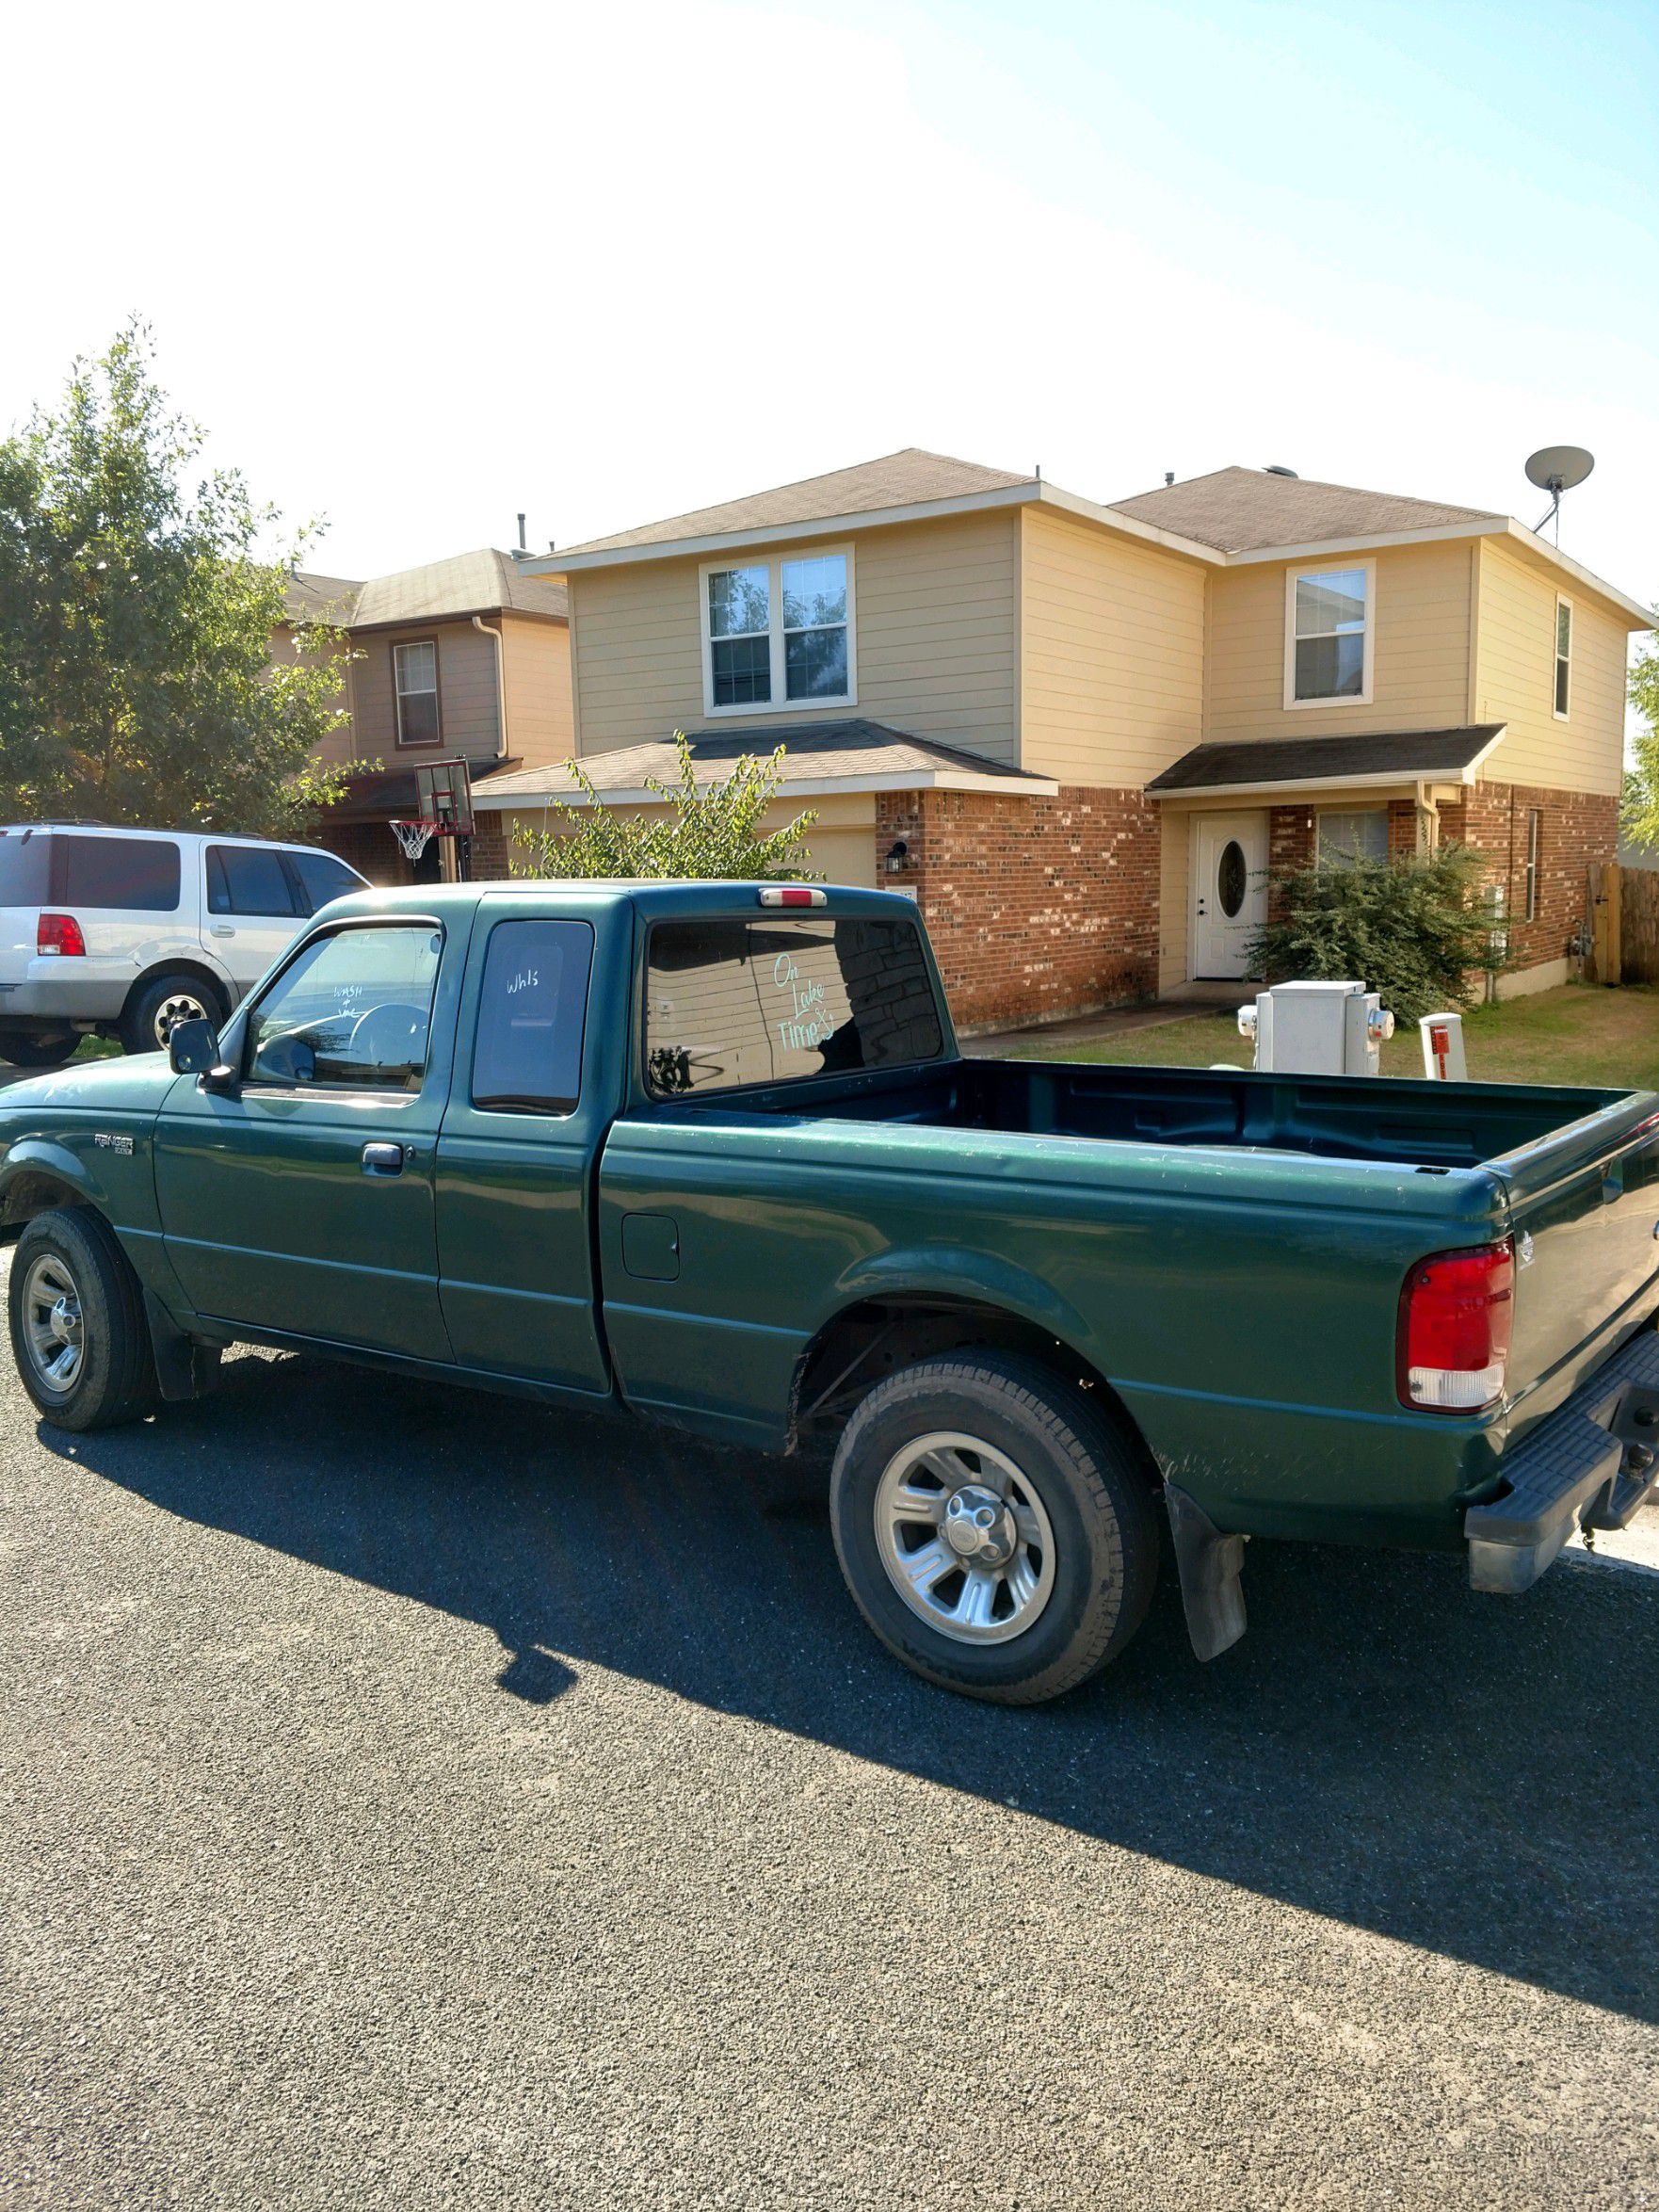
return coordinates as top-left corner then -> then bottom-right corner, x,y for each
705,1054 -> 1627,1172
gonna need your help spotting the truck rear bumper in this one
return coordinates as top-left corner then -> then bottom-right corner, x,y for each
1466,1328 -> 1659,1593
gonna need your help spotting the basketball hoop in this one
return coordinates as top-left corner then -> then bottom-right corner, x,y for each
389,818 -> 438,864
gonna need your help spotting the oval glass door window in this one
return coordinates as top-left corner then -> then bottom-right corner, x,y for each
1216,840 -> 1248,918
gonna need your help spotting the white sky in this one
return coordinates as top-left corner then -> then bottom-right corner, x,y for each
3,0 -> 1654,642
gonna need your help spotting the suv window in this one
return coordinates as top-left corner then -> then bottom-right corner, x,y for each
472,919 -> 593,1114
290,849 -> 361,915
207,844 -> 299,917
644,915 -> 944,1096
57,834 -> 180,912
245,924 -> 443,1091
0,832 -> 52,907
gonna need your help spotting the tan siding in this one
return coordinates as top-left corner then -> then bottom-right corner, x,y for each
1473,539 -> 1626,796
1157,806 -> 1191,993
1019,507 -> 1205,783
349,619 -> 500,762
272,622 -> 354,767
498,615 -> 574,771
1204,541 -> 1474,741
568,514 -> 1021,766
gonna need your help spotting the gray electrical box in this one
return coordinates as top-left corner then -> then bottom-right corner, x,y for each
1237,979 -> 1395,1076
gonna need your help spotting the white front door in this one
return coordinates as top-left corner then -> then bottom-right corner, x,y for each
1191,812 -> 1268,979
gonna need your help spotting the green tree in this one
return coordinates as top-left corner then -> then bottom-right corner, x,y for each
512,732 -> 820,880
0,322 -> 352,835
1248,843 -> 1507,1023
1623,625 -> 1659,851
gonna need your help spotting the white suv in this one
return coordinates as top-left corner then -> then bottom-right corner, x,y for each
0,825 -> 366,1064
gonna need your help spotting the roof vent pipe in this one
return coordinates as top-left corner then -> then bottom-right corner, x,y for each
516,511 -> 527,551
1165,472 -> 1175,486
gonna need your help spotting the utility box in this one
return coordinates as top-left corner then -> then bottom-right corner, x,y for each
1237,980 -> 1395,1076
1419,1011 -> 1469,1081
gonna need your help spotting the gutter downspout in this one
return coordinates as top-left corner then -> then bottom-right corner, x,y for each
473,615 -> 508,760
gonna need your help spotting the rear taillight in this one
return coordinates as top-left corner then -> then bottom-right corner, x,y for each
1397,1239 -> 1514,1413
37,912 -> 86,958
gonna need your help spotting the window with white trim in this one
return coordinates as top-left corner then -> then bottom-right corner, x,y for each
394,640 -> 441,746
1554,598 -> 1571,718
701,549 -> 853,712
1524,808 -> 1542,921
1287,564 -> 1373,704
1316,808 -> 1388,867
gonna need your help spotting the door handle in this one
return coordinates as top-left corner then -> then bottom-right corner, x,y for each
362,1142 -> 405,1177
210,924 -> 235,937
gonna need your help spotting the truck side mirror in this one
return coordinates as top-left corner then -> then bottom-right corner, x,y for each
168,1016 -> 219,1074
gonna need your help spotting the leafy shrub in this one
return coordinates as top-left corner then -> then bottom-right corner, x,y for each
1248,843 -> 1506,1023
512,732 -> 819,881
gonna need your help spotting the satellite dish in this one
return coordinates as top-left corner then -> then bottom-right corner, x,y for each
1523,444 -> 1594,542
1525,444 -> 1594,492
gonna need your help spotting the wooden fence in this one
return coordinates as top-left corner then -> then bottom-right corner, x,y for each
1587,862 -> 1659,985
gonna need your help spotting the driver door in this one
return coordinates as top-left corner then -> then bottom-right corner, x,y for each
153,915 -> 464,1362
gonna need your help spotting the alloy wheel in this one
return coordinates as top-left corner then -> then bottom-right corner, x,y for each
873,1430 -> 1057,1644
21,1252 -> 85,1393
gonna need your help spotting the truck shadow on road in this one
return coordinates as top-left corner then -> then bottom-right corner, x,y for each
50,1348 -> 1659,2026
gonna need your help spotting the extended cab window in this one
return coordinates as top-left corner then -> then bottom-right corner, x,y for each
245,923 -> 443,1091
56,834 -> 180,911
207,844 -> 298,916
645,915 -> 943,1096
472,918 -> 593,1114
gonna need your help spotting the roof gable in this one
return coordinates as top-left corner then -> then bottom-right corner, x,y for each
1108,466 -> 1501,554
285,550 -> 568,628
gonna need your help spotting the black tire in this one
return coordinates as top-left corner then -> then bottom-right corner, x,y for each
8,1207 -> 158,1430
830,1353 -> 1159,1704
120,971 -> 227,1058
0,1028 -> 78,1069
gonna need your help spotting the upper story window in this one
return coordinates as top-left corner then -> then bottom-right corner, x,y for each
394,640 -> 441,746
1554,597 -> 1572,718
1286,562 -> 1374,707
701,548 -> 854,715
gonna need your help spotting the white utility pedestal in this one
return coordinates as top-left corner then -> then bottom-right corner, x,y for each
1236,979 -> 1396,1076
1419,1011 -> 1468,1081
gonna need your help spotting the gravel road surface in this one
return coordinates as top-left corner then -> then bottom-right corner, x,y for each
3,1283 -> 1656,2209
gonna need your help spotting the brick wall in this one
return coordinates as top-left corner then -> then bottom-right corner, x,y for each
1440,780 -> 1617,971
877,785 -> 1159,1030
468,812 -> 511,880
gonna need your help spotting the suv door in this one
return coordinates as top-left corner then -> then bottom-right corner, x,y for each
433,905 -> 608,1393
201,843 -> 306,993
154,914 -> 463,1361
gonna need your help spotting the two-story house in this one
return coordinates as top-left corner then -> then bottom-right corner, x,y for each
470,449 -> 1651,1028
276,549 -> 574,883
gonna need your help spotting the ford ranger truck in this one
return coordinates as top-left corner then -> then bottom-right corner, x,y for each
1,880 -> 1655,1704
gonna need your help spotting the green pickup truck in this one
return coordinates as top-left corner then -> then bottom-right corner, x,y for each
4,880 -> 1658,1702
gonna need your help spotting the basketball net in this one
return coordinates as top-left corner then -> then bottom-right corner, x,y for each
389,818 -> 438,864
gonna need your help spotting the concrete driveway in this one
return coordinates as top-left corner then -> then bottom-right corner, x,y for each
3,1293 -> 1657,2208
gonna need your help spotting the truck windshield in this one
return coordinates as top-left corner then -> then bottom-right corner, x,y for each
645,914 -> 944,1096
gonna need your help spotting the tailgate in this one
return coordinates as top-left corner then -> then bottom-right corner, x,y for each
1497,1090 -> 1659,1424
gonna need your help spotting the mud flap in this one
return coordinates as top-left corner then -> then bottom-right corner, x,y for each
143,1289 -> 223,1403
1164,1482 -> 1248,1661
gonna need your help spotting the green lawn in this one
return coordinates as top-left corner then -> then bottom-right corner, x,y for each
1005,983 -> 1659,1090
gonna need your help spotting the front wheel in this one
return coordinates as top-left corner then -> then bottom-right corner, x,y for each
8,1208 -> 158,1430
830,1354 -> 1160,1704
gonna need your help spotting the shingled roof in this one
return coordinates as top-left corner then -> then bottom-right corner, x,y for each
284,550 -> 568,629
1108,467 -> 1501,555
549,449 -> 1037,559
1146,725 -> 1506,796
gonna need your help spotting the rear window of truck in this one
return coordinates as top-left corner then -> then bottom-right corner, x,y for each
644,915 -> 944,1096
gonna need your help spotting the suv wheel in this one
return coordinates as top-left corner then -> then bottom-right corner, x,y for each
830,1354 -> 1160,1704
0,1028 -> 78,1069
8,1207 -> 158,1430
121,973 -> 227,1057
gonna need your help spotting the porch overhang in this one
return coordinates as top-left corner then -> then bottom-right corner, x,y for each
1145,723 -> 1506,804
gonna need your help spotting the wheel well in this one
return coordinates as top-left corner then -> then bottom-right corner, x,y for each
123,961 -> 229,1022
0,1171 -> 89,1237
791,1296 -> 1157,1483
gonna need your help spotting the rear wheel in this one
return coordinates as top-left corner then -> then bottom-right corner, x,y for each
8,1208 -> 158,1430
830,1353 -> 1160,1704
121,972 -> 226,1057
0,1028 -> 78,1068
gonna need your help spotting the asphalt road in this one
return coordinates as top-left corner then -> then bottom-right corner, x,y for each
3,1280 -> 1658,2208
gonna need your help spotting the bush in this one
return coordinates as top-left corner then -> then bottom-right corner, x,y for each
1248,843 -> 1506,1023
512,732 -> 819,881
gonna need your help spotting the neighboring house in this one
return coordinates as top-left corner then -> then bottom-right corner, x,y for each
481,448 -> 1651,1029
275,551 -> 574,883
